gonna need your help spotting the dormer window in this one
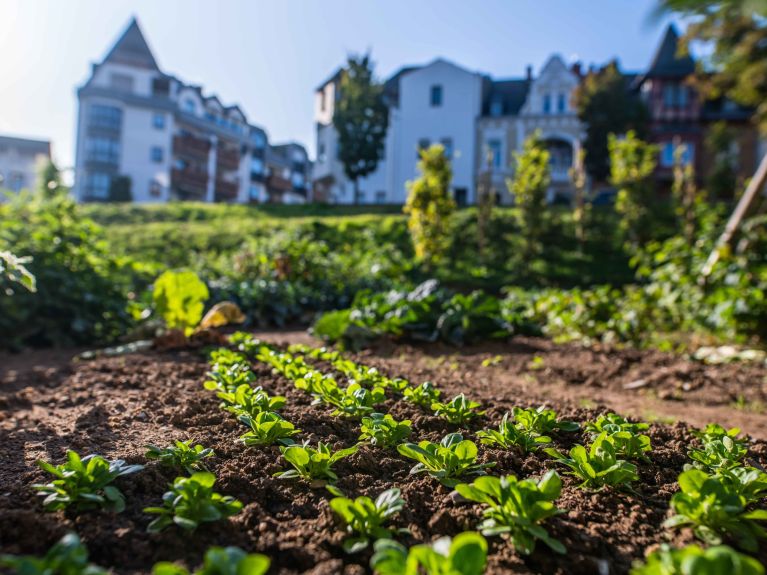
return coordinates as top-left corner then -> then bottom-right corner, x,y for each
110,73 -> 134,93
557,93 -> 566,113
183,99 -> 196,114
490,99 -> 503,117
663,84 -> 689,108
543,93 -> 552,114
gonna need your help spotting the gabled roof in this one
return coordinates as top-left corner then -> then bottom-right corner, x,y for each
383,65 -> 420,106
646,24 -> 695,78
482,78 -> 530,117
101,17 -> 159,71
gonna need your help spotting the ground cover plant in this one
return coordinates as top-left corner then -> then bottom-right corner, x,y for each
329,488 -> 407,553
476,413 -> 552,453
275,442 -> 359,484
238,411 -> 301,446
145,441 -> 215,475
359,413 -> 413,448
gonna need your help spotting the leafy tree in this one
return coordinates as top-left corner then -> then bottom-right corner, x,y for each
108,175 -> 132,202
404,144 -> 455,267
37,160 -> 63,199
609,131 -> 658,249
569,148 -> 591,248
705,121 -> 739,200
507,131 -> 550,261
672,141 -> 702,244
333,53 -> 389,204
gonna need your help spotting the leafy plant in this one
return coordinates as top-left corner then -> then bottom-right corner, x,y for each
145,440 -> 214,474
693,424 -> 748,451
432,394 -> 485,425
665,469 -> 767,552
330,488 -> 406,553
455,471 -> 565,554
0,533 -> 107,575
153,270 -> 210,336
144,472 -> 242,533
629,543 -> 764,575
403,381 -> 441,409
217,384 -> 286,417
34,451 -> 143,512
544,432 -> 638,490
512,406 -> 579,435
359,413 -> 412,448
688,437 -> 748,473
295,372 -> 385,418
204,361 -> 256,394
397,433 -> 495,487
718,466 -> 767,502
585,413 -> 651,460
477,413 -> 551,453
275,442 -> 359,484
0,250 -> 36,292
238,411 -> 300,446
152,546 -> 270,575
371,532 -> 487,575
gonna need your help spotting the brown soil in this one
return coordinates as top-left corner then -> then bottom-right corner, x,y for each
1,332 -> 765,574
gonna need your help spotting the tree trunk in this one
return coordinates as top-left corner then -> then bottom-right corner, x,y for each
353,179 -> 360,205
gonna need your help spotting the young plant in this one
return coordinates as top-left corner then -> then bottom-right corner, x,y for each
371,532 -> 487,575
629,544 -> 765,575
0,533 -> 108,575
403,381 -> 441,409
330,488 -> 407,553
432,394 -> 485,425
153,270 -> 209,336
477,413 -> 552,453
665,469 -> 767,552
693,424 -> 747,447
152,546 -> 270,575
544,432 -> 638,490
144,471 -> 242,533
359,413 -> 412,448
718,466 -> 767,502
275,442 -> 359,484
204,362 -> 256,393
397,433 -> 495,487
145,440 -> 214,474
585,413 -> 651,461
34,450 -> 143,512
512,406 -> 579,434
688,437 -> 748,473
295,371 -> 385,418
217,384 -> 286,417
455,471 -> 565,554
238,411 -> 300,447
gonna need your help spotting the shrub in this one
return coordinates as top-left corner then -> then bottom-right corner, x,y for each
477,413 -> 552,453
275,442 -> 359,484
0,533 -> 107,575
330,488 -> 406,553
371,532 -> 487,575
145,441 -> 215,475
238,412 -> 301,447
152,546 -> 270,575
630,543 -> 764,575
397,433 -> 495,487
545,432 -> 638,490
432,394 -> 485,425
359,413 -> 412,448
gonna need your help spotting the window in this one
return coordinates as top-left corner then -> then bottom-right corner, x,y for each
375,190 -> 386,204
417,138 -> 430,158
454,188 -> 468,206
151,146 -> 164,163
487,139 -> 502,168
291,172 -> 305,188
490,99 -> 503,117
152,77 -> 170,97
557,93 -> 566,113
663,84 -> 689,108
149,179 -> 162,198
318,142 -> 327,162
249,184 -> 263,202
183,99 -> 196,114
88,104 -> 122,130
543,93 -> 552,114
85,137 -> 120,163
152,113 -> 165,129
430,85 -> 443,107
440,138 -> 453,159
85,172 -> 111,199
110,73 -> 134,93
250,157 -> 264,176
251,131 -> 266,149
319,90 -> 326,112
660,141 -> 694,167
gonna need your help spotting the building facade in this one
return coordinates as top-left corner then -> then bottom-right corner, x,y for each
0,135 -> 51,194
74,18 -> 308,204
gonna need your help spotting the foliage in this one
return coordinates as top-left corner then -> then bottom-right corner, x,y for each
585,413 -> 652,460
397,433 -> 495,487
431,393 -> 485,425
359,413 -> 412,448
370,532 -> 487,575
705,122 -> 739,200
108,175 -> 133,202
688,437 -> 748,473
145,441 -> 214,474
455,471 -> 565,554
403,381 -> 442,409
476,413 -> 552,453
512,406 -> 580,435
152,270 -> 210,336
0,533 -> 107,575
295,372 -> 385,419
217,384 -> 286,418
0,250 -> 36,292
152,546 -> 270,575
630,543 -> 764,575
34,451 -> 143,512
275,442 -> 359,483
238,411 -> 301,447
144,472 -> 242,533
330,488 -> 406,553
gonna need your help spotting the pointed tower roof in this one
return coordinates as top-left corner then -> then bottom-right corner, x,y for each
646,24 -> 695,78
101,17 -> 159,71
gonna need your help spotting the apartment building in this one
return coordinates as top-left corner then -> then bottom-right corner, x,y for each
74,18 -> 308,204
0,135 -> 51,194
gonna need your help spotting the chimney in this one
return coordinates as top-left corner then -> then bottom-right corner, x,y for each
526,65 -> 532,81
571,62 -> 582,77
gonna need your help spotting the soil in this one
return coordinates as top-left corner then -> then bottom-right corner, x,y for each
1,331 -> 766,574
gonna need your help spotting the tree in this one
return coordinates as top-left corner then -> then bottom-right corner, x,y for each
108,175 -> 132,202
476,151 -> 497,260
333,53 -> 389,204
404,144 -> 455,268
672,140 -> 702,244
507,132 -> 551,261
569,148 -> 590,248
705,121 -> 738,200
609,131 -> 658,250
573,60 -> 649,183
38,160 -> 63,199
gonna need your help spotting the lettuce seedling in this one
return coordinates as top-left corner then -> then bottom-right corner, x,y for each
238,411 -> 300,446
718,466 -> 767,503
217,384 -> 286,417
0,533 -> 107,575
477,413 -> 552,453
152,546 -> 270,575
34,450 -> 143,512
688,437 -> 748,473
629,543 -> 765,575
359,413 -> 412,448
512,406 -> 579,434
665,469 -> 767,552
370,532 -> 487,575
403,381 -> 441,409
208,347 -> 247,370
397,433 -> 495,487
544,432 -> 638,490
229,331 -> 267,357
455,471 -> 565,554
330,488 -> 407,553
153,270 -> 209,336
432,394 -> 485,425
275,442 -> 359,484
585,413 -> 651,461
145,440 -> 215,474
693,423 -> 747,447
204,362 -> 256,393
144,471 -> 242,533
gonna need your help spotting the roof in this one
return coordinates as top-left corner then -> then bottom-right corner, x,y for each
101,17 -> 159,71
482,78 -> 530,117
315,68 -> 343,91
702,97 -> 754,121
383,65 -> 420,106
646,24 -> 695,78
0,135 -> 51,155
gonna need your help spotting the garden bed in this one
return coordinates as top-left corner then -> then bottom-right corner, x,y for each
1,332 -> 765,574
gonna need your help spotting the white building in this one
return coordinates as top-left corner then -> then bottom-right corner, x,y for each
74,18 -> 309,204
313,55 -> 585,205
0,135 -> 51,194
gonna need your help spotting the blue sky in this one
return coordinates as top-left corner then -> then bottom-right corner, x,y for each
0,0 -> 675,173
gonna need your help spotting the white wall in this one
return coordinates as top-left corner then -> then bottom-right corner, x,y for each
119,106 -> 172,202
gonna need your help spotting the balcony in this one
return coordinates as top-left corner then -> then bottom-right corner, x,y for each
216,147 -> 240,171
173,134 -> 211,161
215,178 -> 239,201
171,167 -> 209,196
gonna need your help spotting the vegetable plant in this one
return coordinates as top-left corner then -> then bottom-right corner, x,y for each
34,450 -> 143,512
295,370 -> 385,418
693,424 -> 747,447
718,466 -> 767,502
275,442 -> 359,484
370,532 -> 487,575
397,433 -> 495,487
0,533 -> 107,575
585,413 -> 651,461
688,437 -> 748,473
629,543 -> 765,575
204,362 -> 256,394
477,413 -> 552,452
512,406 -> 579,434
217,384 -> 286,417
145,440 -> 214,474
665,469 -> 767,552
359,413 -> 412,448
455,471 -> 566,554
330,488 -> 407,553
144,471 -> 242,533
152,270 -> 209,336
544,432 -> 638,490
238,411 -> 300,446
403,381 -> 441,409
432,394 -> 485,425
152,546 -> 270,575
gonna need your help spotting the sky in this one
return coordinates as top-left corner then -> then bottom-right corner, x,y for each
0,0 -> 675,173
